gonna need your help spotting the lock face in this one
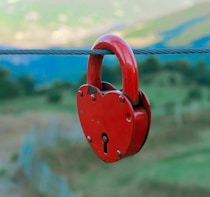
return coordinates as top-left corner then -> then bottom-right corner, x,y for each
77,34 -> 151,163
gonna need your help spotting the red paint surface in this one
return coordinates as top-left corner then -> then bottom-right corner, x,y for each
77,34 -> 151,162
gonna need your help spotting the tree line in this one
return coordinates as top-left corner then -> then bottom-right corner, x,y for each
0,56 -> 209,102
0,66 -> 72,103
0,67 -> 35,99
79,56 -> 210,87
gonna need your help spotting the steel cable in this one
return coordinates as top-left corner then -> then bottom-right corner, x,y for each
0,48 -> 210,55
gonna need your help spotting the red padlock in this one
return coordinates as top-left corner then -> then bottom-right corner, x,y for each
77,34 -> 151,162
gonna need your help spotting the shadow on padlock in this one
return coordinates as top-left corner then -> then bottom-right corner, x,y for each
77,34 -> 151,163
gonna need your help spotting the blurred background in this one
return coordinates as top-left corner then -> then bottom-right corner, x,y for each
0,0 -> 210,196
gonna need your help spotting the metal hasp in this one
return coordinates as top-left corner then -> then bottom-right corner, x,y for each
77,34 -> 151,163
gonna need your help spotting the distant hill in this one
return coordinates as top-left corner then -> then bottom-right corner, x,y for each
122,1 -> 210,48
0,1 -> 210,85
0,0 -> 208,47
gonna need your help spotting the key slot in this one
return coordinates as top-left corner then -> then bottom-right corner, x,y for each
102,133 -> 109,154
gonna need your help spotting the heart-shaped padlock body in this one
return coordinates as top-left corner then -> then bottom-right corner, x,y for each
77,84 -> 149,162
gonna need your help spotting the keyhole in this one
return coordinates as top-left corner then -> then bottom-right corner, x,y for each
102,133 -> 109,154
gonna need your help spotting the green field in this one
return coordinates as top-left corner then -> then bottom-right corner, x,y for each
141,72 -> 210,107
0,91 -> 77,114
1,68 -> 210,196
13,70 -> 208,197
39,108 -> 210,197
0,71 -> 209,114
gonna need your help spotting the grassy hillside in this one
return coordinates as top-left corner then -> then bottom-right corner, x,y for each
39,108 -> 210,197
0,0 -> 209,47
123,1 -> 210,47
168,17 -> 210,46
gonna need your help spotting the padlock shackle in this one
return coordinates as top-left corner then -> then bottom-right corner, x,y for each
87,34 -> 139,105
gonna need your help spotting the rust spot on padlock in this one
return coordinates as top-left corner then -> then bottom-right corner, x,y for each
77,34 -> 151,163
